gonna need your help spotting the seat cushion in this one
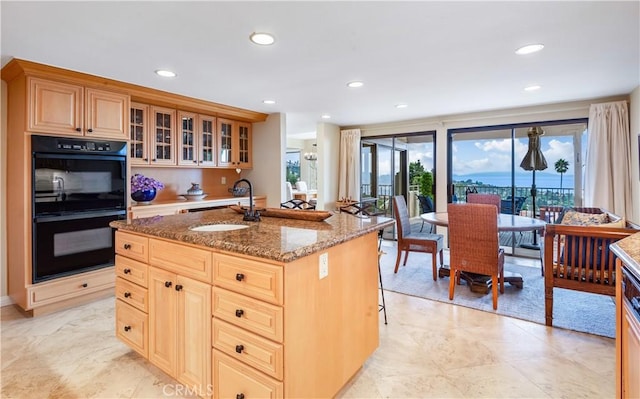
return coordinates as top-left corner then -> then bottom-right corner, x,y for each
405,233 -> 444,251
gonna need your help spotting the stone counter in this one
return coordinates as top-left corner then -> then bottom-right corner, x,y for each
612,231 -> 640,281
111,208 -> 394,263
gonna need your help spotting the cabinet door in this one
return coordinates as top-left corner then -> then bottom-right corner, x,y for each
178,111 -> 198,166
176,275 -> 212,391
198,115 -> 216,167
28,77 -> 83,136
150,106 -> 176,165
236,122 -> 252,169
129,103 -> 150,165
149,267 -> 177,376
85,88 -> 129,139
217,118 -> 234,167
622,300 -> 640,398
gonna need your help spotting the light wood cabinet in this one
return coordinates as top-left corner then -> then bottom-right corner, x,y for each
621,298 -> 640,398
150,106 -> 176,165
28,77 -> 128,139
217,118 -> 252,169
149,266 -> 212,393
129,102 -> 151,165
178,112 -> 217,167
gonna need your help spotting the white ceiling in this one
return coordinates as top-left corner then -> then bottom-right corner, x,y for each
2,1 -> 638,139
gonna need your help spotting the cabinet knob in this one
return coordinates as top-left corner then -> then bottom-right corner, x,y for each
143,158 -> 148,162
235,344 -> 244,354
152,159 -> 157,162
165,281 -> 172,288
124,325 -> 131,332
87,128 -> 93,133
236,394 -> 245,399
75,127 -> 82,132
193,160 -> 197,163
235,273 -> 245,282
81,283 -> 88,288
123,268 -> 131,274
175,284 -> 183,291
124,292 -> 131,298
123,244 -> 131,250
235,309 -> 244,318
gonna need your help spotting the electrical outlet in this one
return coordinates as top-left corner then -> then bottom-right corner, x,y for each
221,176 -> 226,184
319,252 -> 329,279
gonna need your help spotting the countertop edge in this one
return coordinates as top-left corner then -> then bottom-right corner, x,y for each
611,232 -> 640,280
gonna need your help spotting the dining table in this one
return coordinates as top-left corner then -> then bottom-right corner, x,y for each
420,211 -> 546,294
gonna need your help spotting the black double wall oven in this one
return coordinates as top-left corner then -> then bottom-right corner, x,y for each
32,135 -> 127,283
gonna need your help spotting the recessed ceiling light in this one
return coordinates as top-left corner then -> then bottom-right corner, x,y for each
321,114 -> 331,119
346,81 -> 364,88
155,69 -> 176,78
515,44 -> 544,55
395,103 -> 408,109
524,85 -> 541,91
250,32 -> 275,45
262,99 -> 276,104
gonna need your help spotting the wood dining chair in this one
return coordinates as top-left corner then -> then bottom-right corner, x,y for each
392,195 -> 444,280
448,203 -> 504,310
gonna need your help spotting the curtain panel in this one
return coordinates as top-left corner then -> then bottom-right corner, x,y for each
338,129 -> 361,201
584,101 -> 632,219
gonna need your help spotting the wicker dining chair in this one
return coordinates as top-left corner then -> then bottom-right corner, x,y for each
448,203 -> 505,310
392,195 -> 444,281
466,193 -> 501,213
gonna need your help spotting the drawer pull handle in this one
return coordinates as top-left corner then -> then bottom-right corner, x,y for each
236,394 -> 245,399
235,309 -> 244,318
235,344 -> 244,354
123,268 -> 131,274
81,283 -> 88,288
165,281 -> 172,288
87,128 -> 93,133
124,326 -> 131,332
123,244 -> 132,250
235,273 -> 245,281
124,292 -> 131,298
175,284 -> 183,291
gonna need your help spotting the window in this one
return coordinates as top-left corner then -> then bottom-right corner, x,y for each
286,151 -> 301,185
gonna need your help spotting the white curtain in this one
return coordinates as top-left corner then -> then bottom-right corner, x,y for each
584,101 -> 632,219
338,129 -> 361,201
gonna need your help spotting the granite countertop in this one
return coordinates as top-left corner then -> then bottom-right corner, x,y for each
110,208 -> 394,263
611,232 -> 640,280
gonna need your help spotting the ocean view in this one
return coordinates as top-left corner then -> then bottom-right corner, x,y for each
453,172 -> 575,189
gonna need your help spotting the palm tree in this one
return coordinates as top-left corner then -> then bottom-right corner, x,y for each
555,158 -> 570,191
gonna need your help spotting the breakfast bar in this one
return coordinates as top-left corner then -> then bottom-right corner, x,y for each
110,208 -> 394,398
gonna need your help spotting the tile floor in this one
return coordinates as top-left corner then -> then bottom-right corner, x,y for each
1,246 -> 615,398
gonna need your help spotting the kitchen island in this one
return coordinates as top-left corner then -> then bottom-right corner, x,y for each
110,208 -> 394,398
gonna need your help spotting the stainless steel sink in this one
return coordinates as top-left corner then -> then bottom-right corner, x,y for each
190,224 -> 249,232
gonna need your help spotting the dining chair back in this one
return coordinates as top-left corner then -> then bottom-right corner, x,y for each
392,195 -> 444,280
285,182 -> 293,201
417,194 -> 435,233
466,193 -> 501,213
447,203 -> 504,309
280,199 -> 316,210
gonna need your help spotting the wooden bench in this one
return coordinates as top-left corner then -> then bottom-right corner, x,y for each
543,207 -> 640,326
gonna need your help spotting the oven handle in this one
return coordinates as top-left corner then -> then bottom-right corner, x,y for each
35,210 -> 126,223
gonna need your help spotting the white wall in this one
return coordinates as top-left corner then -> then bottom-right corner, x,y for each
1,80 -> 7,301
316,123 -> 340,210
630,86 -> 640,224
246,113 -> 286,208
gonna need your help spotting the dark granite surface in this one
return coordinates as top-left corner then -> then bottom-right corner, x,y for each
611,232 -> 640,280
110,208 -> 394,263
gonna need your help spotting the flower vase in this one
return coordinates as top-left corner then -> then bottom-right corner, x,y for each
131,188 -> 156,204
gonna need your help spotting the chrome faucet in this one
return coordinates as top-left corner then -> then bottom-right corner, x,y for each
233,178 -> 260,221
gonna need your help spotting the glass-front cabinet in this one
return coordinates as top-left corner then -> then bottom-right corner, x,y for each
151,106 -> 176,165
217,118 -> 252,168
178,112 -> 216,166
129,102 -> 150,165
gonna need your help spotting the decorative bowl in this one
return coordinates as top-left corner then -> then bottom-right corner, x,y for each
228,187 -> 248,197
181,193 -> 208,201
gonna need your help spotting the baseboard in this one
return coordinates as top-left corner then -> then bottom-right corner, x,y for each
1,295 -> 14,307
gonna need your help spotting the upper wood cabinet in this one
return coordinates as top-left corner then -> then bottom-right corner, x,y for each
130,102 -> 151,165
150,106 -> 176,165
177,112 -> 217,167
28,77 -> 129,139
217,118 -> 252,169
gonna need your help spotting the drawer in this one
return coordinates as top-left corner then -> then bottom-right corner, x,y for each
212,287 -> 283,342
115,255 -> 148,287
149,238 -> 212,283
213,319 -> 283,380
115,231 -> 148,263
116,277 -> 148,313
116,300 -> 148,357
28,267 -> 114,308
213,350 -> 283,399
213,254 -> 283,305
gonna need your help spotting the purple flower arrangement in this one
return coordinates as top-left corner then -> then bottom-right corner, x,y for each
131,174 -> 164,192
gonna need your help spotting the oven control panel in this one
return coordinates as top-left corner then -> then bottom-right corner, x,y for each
57,141 -> 111,151
32,135 -> 126,156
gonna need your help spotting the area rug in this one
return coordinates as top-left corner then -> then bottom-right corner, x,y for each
378,246 -> 616,338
